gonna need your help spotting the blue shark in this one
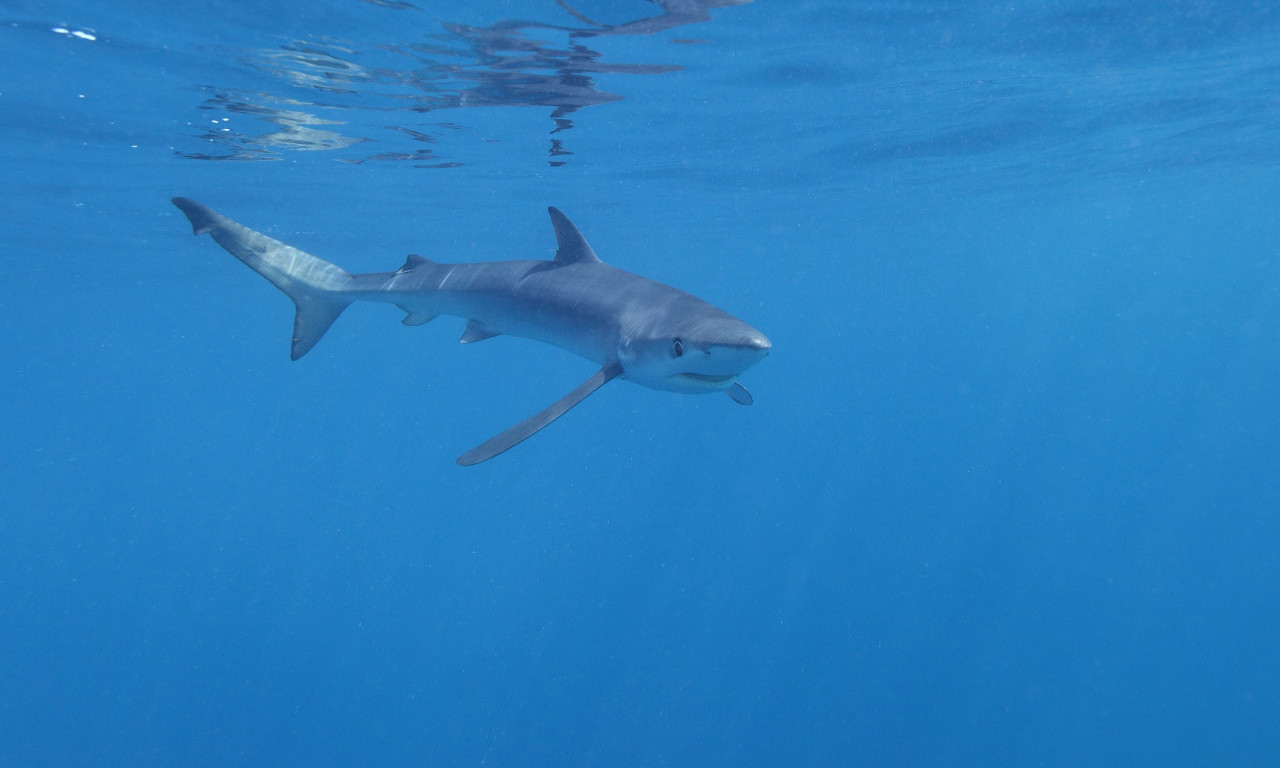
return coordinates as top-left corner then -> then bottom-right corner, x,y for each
172,198 -> 770,464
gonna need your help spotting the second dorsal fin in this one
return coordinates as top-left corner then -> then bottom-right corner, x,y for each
395,254 -> 431,275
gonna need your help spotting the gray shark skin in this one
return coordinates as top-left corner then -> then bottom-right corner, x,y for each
171,198 -> 771,465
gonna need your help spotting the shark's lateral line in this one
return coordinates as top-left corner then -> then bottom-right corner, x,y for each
171,198 -> 771,464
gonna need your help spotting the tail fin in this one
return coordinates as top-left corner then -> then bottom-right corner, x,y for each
172,197 -> 353,360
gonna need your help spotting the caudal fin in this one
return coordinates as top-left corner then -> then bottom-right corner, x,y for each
172,197 -> 354,360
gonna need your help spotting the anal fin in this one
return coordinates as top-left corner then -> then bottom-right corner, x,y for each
398,305 -> 436,326
460,318 -> 500,343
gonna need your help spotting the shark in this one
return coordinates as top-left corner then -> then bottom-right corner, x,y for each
171,198 -> 771,465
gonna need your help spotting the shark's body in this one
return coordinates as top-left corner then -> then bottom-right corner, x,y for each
171,198 -> 770,464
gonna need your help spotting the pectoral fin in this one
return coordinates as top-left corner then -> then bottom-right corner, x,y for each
725,382 -> 753,405
457,361 -> 623,466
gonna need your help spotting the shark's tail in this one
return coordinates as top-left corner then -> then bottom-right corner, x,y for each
172,197 -> 354,360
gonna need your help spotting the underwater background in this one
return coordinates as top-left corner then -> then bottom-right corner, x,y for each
3,0 -> 1279,765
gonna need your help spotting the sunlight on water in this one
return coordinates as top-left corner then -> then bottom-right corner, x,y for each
178,1 -> 750,167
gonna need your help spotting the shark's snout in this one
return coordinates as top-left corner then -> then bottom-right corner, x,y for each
694,327 -> 770,379
726,329 -> 770,361
745,333 -> 771,355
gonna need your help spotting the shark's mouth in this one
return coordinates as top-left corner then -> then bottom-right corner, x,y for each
676,372 -> 736,384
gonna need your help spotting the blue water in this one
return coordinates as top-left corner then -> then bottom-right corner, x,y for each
3,1 -> 1279,765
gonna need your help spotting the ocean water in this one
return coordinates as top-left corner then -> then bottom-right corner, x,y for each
3,0 -> 1279,765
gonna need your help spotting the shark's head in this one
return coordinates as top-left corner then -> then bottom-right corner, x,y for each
618,297 -> 771,395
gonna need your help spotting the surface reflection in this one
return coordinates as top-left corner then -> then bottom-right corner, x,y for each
179,0 -> 752,167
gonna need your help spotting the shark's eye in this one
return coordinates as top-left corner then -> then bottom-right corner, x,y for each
672,338 -> 684,358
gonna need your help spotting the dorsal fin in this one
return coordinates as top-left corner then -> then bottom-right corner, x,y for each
395,254 -> 430,276
548,207 -> 602,266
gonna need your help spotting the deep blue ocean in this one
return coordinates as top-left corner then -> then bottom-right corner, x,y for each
3,1 -> 1279,765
